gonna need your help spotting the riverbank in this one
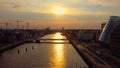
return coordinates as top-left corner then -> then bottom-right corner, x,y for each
0,32 -> 48,53
64,32 -> 113,68
0,40 -> 28,52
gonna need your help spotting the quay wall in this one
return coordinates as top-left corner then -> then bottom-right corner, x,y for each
69,40 -> 94,68
0,35 -> 46,53
0,40 -> 27,52
65,32 -> 112,68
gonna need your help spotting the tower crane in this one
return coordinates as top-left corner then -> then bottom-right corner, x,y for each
0,22 -> 12,29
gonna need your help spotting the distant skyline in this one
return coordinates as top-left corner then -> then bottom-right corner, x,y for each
0,0 -> 120,29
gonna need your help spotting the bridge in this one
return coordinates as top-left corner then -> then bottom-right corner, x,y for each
27,38 -> 69,43
29,42 -> 70,44
34,38 -> 68,40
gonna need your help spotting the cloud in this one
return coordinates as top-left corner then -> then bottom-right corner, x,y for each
90,0 -> 120,7
0,0 -> 119,23
0,0 -> 119,15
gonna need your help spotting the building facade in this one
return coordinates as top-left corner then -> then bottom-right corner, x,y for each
99,16 -> 120,45
110,21 -> 120,55
77,30 -> 100,42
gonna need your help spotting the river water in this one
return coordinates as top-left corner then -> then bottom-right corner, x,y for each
0,32 -> 89,68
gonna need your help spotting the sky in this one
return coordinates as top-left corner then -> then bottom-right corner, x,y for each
0,0 -> 120,29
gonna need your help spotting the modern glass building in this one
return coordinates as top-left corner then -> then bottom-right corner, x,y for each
99,16 -> 120,44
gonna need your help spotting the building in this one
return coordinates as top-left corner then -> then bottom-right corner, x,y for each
0,29 -> 29,43
99,16 -> 120,45
110,21 -> 120,56
77,30 -> 100,42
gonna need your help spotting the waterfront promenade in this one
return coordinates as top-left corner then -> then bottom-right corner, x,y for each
64,32 -> 114,68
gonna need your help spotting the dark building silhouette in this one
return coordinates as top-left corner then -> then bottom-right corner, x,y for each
110,21 -> 120,56
77,30 -> 100,42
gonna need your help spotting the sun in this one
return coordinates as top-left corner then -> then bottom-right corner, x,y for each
53,6 -> 66,15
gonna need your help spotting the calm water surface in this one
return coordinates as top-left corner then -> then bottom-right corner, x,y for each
0,32 -> 89,68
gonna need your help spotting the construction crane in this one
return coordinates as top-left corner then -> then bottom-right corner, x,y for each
0,22 -> 12,29
16,20 -> 23,29
27,22 -> 29,30
5,22 -> 12,29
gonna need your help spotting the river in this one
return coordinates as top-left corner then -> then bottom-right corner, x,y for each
0,32 -> 89,68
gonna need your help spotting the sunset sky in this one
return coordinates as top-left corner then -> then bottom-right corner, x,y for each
0,0 -> 120,29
